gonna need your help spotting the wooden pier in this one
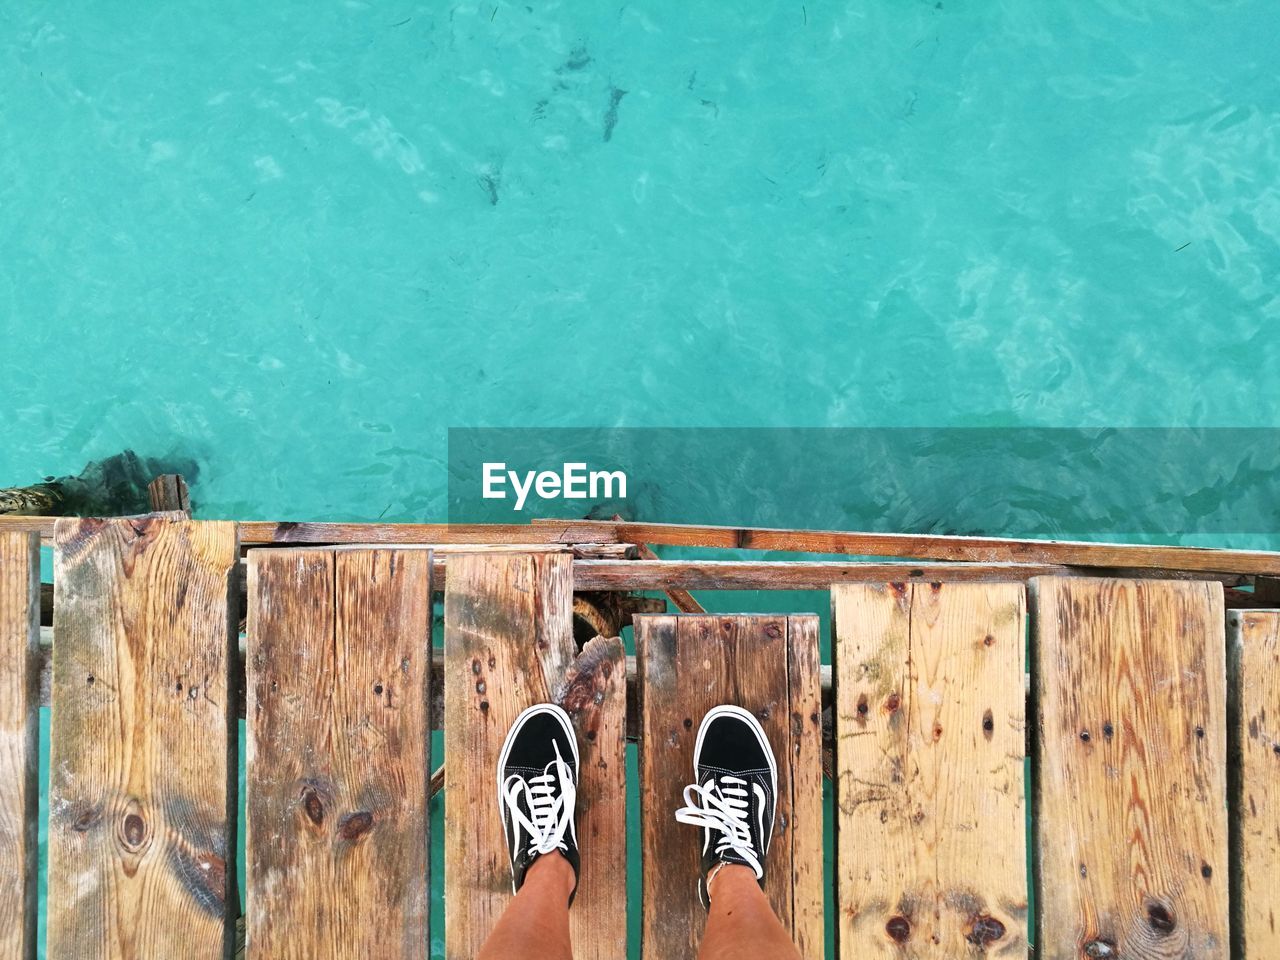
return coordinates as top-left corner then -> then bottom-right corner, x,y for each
1,511 -> 1278,958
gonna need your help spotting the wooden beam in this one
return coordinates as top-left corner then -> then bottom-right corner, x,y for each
834,582 -> 1028,956
0,516 -> 621,546
575,559 -> 1078,590
1227,610 -> 1280,958
47,517 -> 238,959
0,532 -> 40,960
550,518 -> 1280,577
1032,577 -> 1228,959
10,511 -> 1278,577
246,548 -> 433,958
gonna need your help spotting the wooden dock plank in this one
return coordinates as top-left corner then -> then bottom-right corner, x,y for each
47,516 -> 239,959
561,635 -> 629,960
636,614 -> 822,960
443,552 -> 625,960
0,532 -> 39,960
833,582 -> 1028,957
1227,609 -> 1280,958
246,547 -> 433,959
1032,577 -> 1228,960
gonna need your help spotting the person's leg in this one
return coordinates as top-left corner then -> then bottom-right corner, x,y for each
477,702 -> 582,960
477,852 -> 575,960
674,705 -> 803,960
697,864 -> 801,960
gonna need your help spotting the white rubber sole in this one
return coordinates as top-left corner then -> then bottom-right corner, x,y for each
693,703 -> 778,810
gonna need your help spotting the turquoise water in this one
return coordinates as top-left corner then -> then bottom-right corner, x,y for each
5,1 -> 1280,957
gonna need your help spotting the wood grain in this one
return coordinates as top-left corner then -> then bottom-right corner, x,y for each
0,532 -> 39,960
787,614 -> 825,960
636,614 -> 822,960
443,552 -> 625,960
6,510 -> 1274,578
1032,577 -> 1228,960
562,519 -> 1280,577
833,581 -> 1028,957
47,516 -> 239,959
560,635 -> 629,960
1227,609 -> 1280,958
246,547 -> 433,959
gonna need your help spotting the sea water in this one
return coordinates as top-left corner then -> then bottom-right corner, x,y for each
4,1 -> 1280,957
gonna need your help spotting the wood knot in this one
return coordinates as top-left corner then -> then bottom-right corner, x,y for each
301,785 -> 325,826
966,915 -> 1005,946
982,633 -> 995,646
885,916 -> 911,943
982,710 -> 994,737
121,813 -> 147,850
70,804 -> 102,832
337,811 -> 374,841
884,693 -> 901,713
1146,901 -> 1175,933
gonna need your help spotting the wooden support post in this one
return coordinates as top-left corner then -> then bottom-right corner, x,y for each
47,516 -> 239,959
1032,577 -> 1228,959
0,532 -> 39,960
148,474 -> 191,514
636,614 -> 823,960
1227,610 -> 1280,958
443,552 -> 627,960
246,548 -> 433,958
833,581 -> 1029,957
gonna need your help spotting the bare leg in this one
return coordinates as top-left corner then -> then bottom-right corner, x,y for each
476,853 -> 576,960
698,865 -> 801,960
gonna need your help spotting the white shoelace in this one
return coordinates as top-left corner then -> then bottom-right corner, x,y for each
674,775 -> 763,878
502,741 -> 576,858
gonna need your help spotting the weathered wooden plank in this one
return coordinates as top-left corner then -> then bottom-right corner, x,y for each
1227,609 -> 1280,958
0,532 -> 39,960
833,581 -> 1028,957
560,635 -> 629,960
6,512 -> 1278,576
246,547 -> 433,958
636,614 -> 822,960
443,552 -> 625,960
48,516 -> 238,959
786,615 -> 825,960
1032,577 -> 1228,960
559,519 -> 1280,577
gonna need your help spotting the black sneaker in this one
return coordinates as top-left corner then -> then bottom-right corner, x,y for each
674,704 -> 778,907
497,703 -> 581,904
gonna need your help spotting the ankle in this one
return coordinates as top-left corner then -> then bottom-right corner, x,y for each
707,863 -> 758,901
526,851 -> 576,900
